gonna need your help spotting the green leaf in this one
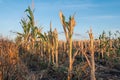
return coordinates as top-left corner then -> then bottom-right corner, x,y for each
17,32 -> 23,36
27,15 -> 32,22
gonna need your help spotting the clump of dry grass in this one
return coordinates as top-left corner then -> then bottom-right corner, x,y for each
0,38 -> 35,80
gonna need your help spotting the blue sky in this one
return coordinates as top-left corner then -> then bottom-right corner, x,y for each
0,0 -> 120,40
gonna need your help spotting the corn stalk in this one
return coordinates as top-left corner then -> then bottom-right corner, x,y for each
59,11 -> 77,80
53,29 -> 59,67
88,28 -> 96,80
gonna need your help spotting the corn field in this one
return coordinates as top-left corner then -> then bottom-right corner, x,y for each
0,6 -> 120,80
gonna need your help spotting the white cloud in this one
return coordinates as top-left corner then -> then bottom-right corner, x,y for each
81,15 -> 120,20
35,2 -> 99,10
62,3 -> 99,9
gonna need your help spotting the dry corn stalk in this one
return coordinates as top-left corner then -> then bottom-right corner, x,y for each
59,11 -> 78,80
88,28 -> 96,80
53,29 -> 59,67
